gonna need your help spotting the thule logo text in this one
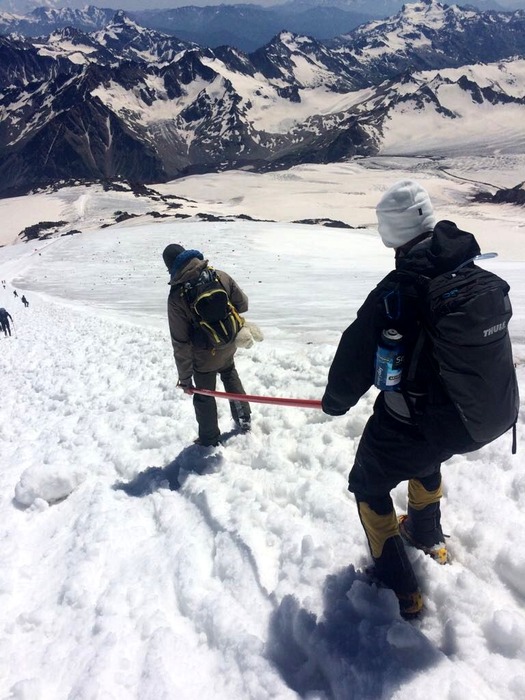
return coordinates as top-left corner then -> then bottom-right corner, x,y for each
483,322 -> 507,337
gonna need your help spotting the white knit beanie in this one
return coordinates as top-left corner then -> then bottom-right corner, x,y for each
376,179 -> 436,249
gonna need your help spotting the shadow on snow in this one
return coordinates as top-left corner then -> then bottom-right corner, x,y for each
266,565 -> 442,700
112,443 -> 228,496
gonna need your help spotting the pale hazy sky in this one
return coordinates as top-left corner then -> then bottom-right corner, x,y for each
6,0 -> 525,14
92,0 -> 523,8
7,0 -> 281,10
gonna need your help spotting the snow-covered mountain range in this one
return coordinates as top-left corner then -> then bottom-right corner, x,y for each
0,0 -> 524,197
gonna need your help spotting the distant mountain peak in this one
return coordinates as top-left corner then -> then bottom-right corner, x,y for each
110,10 -> 136,26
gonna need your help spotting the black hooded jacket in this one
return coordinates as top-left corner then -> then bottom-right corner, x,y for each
322,220 -> 482,442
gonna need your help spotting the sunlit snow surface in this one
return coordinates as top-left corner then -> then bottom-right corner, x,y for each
0,159 -> 524,699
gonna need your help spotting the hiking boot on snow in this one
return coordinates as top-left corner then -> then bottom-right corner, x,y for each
357,501 -> 423,619
234,417 -> 251,432
372,535 -> 424,619
398,514 -> 448,565
366,563 -> 424,619
193,437 -> 222,448
402,479 -> 447,563
396,590 -> 424,619
231,398 -> 251,433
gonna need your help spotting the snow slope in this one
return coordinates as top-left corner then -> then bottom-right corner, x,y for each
0,164 -> 524,699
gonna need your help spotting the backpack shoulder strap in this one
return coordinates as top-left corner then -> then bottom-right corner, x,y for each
406,326 -> 427,384
379,269 -> 427,322
383,270 -> 432,390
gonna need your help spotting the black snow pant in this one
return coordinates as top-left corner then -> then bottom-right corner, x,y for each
348,394 -> 455,503
193,363 -> 250,445
1,320 -> 10,336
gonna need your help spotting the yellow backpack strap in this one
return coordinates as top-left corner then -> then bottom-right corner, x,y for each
229,302 -> 244,328
199,321 -> 222,345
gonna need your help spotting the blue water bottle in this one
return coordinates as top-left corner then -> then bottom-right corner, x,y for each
374,329 -> 404,391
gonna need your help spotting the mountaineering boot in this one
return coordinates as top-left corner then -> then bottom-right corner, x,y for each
235,416 -> 251,432
230,398 -> 251,432
358,501 -> 423,619
193,437 -> 222,448
231,404 -> 251,432
396,590 -> 424,619
398,514 -> 448,565
372,534 -> 423,619
399,478 -> 448,565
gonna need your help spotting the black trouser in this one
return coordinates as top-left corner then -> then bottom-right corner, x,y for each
348,394 -> 464,502
193,363 -> 250,444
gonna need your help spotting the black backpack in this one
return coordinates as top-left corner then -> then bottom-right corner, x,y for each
182,268 -> 243,348
393,261 -> 519,448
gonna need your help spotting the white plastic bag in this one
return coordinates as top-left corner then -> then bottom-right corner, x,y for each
235,321 -> 264,349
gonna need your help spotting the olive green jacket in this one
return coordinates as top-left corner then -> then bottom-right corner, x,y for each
167,257 -> 249,379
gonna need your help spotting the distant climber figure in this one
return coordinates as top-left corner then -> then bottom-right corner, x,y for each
21,295 -> 29,307
0,307 -> 13,336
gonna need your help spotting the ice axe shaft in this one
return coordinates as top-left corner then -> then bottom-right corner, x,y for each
189,387 -> 322,409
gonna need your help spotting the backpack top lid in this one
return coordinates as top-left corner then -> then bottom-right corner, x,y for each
396,220 -> 481,277
183,267 -> 218,305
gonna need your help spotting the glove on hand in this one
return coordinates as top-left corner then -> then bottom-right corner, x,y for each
177,377 -> 194,395
321,394 -> 348,416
